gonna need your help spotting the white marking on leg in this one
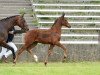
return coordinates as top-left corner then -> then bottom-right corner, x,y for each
34,55 -> 38,62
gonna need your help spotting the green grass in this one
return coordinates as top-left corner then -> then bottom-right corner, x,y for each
0,62 -> 100,75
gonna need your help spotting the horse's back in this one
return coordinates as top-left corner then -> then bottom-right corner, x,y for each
24,29 -> 49,43
25,29 -> 46,39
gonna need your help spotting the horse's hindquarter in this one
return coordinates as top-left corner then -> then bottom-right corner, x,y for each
24,30 -> 38,44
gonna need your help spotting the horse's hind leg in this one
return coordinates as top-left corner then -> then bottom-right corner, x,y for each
14,45 -> 26,63
27,43 -> 38,62
56,42 -> 67,62
0,41 -> 15,61
44,44 -> 54,66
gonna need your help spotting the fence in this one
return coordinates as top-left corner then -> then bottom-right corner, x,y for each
9,1 -> 100,62
30,2 -> 100,61
32,3 -> 100,44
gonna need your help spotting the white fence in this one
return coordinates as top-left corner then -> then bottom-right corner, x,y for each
32,3 -> 100,44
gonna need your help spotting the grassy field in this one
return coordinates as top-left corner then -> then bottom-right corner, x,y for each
0,62 -> 100,75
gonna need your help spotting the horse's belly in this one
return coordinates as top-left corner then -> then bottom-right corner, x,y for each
38,38 -> 51,43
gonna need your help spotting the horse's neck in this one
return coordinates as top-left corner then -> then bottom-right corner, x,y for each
51,23 -> 62,34
5,18 -> 16,31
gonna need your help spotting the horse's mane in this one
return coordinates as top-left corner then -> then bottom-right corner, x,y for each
0,15 -> 20,22
51,18 -> 58,27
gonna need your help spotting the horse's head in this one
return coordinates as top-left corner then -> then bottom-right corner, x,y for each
16,15 -> 29,31
59,13 -> 71,28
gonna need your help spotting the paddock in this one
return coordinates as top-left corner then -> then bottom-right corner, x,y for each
0,0 -> 100,75
7,0 -> 99,62
0,62 -> 100,75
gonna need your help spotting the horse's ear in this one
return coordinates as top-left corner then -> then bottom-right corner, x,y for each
62,12 -> 65,18
21,12 -> 25,17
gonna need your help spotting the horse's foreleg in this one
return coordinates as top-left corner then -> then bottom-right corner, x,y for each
14,45 -> 26,63
56,42 -> 67,62
44,44 -> 54,66
1,41 -> 15,61
27,43 -> 38,62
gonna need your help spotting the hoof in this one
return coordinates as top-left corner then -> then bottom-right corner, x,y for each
62,56 -> 66,63
44,62 -> 47,66
2,55 -> 8,63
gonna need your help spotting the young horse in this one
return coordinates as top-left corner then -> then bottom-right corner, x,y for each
14,13 -> 71,65
0,14 -> 29,62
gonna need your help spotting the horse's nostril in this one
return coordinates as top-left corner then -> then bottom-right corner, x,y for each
27,28 -> 29,31
68,26 -> 71,28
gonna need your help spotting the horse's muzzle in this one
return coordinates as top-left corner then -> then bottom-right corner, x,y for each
22,27 -> 29,32
25,28 -> 29,31
68,25 -> 71,28
24,27 -> 29,31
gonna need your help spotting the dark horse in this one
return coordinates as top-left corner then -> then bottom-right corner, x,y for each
14,13 -> 71,65
0,14 -> 29,62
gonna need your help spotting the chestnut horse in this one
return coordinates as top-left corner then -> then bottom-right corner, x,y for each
14,13 -> 71,65
0,14 -> 29,62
